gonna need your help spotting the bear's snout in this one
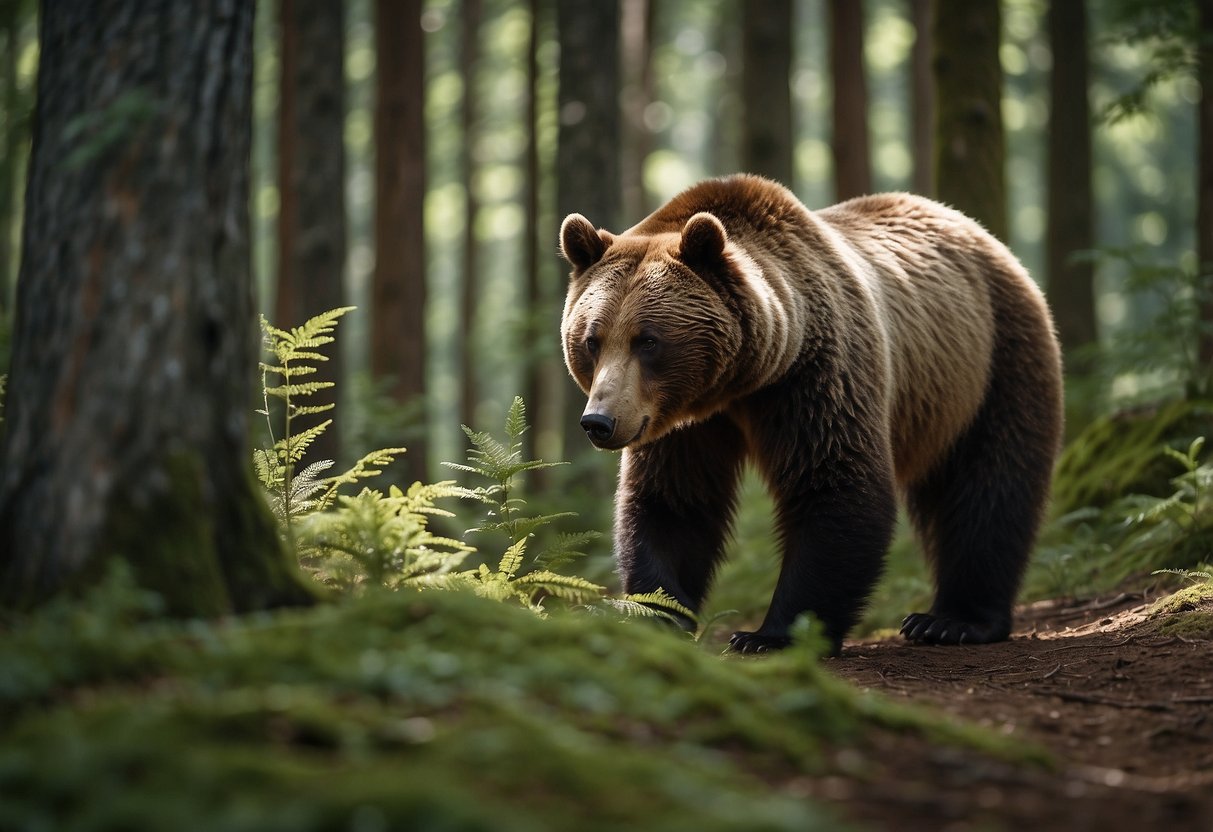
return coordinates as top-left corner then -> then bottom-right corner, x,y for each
580,412 -> 617,445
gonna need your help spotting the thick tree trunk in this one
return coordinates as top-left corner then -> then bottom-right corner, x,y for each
742,0 -> 794,187
0,0 -> 314,614
829,0 -> 871,200
274,0 -> 347,465
910,0 -> 935,197
1198,0 -> 1213,391
933,0 -> 1007,241
372,0 -> 428,484
1046,0 -> 1096,377
556,0 -> 620,460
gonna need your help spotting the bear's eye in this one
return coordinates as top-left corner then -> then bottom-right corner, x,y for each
584,336 -> 600,355
636,336 -> 659,353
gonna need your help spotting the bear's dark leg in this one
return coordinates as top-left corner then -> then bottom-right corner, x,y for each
731,449 -> 897,656
615,413 -> 748,628
903,335 -> 1062,645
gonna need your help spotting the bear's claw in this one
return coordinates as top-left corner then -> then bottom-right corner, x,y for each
728,630 -> 792,654
900,612 -> 1007,645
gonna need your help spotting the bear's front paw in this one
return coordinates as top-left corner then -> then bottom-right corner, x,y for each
728,630 -> 792,654
900,612 -> 1009,645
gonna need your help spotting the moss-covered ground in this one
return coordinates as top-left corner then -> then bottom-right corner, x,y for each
0,565 -> 1042,832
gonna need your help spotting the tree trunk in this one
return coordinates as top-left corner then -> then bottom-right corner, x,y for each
620,0 -> 653,220
1046,0 -> 1095,377
459,0 -> 481,432
933,0 -> 1007,241
0,2 -> 20,313
556,0 -> 620,459
742,0 -> 794,187
523,0 -> 550,471
910,0 -> 935,197
275,0 -> 347,465
0,0 -> 314,614
372,0 -> 428,484
829,0 -> 871,200
1198,0 -> 1213,391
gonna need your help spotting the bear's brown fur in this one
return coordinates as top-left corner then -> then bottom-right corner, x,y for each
560,175 -> 1063,654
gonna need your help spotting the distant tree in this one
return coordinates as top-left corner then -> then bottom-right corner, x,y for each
742,0 -> 794,186
0,0 -> 30,314
1199,0 -> 1213,382
275,0 -> 347,465
372,0 -> 428,484
620,0 -> 654,219
910,0 -> 935,196
0,0 -> 314,614
933,0 -> 1007,241
1046,0 -> 1096,378
829,0 -> 871,199
555,0 -> 620,457
460,0 -> 482,432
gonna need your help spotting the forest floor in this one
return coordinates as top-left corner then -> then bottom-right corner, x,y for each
808,588 -> 1213,831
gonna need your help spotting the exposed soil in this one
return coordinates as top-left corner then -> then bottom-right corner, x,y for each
813,589 -> 1213,831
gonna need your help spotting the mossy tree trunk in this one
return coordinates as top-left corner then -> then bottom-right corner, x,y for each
371,0 -> 428,485
742,0 -> 794,187
933,0 -> 1007,242
0,0 -> 315,615
274,0 -> 347,466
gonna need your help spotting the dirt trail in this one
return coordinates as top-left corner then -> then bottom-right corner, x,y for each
815,591 -> 1213,831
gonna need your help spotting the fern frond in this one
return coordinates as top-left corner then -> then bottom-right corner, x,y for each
535,530 -> 602,569
619,589 -> 695,621
496,538 -> 528,580
288,306 -> 356,343
277,420 -> 333,466
504,395 -> 528,441
265,381 -> 336,399
512,570 -> 605,602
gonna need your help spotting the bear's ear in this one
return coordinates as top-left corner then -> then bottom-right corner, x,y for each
678,212 -> 727,267
560,213 -> 614,271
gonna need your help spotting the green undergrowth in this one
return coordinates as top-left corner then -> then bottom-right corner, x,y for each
0,566 -> 1042,832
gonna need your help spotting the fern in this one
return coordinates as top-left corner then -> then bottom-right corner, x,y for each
255,307 -> 410,531
603,590 -> 697,626
298,483 -> 473,591
442,396 -> 604,611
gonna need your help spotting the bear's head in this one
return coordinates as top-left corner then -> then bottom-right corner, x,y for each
559,211 -> 746,450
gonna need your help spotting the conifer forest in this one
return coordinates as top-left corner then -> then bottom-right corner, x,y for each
1,1 -> 1212,829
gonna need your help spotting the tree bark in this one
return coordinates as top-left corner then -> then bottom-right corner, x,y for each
1046,0 -> 1096,375
742,0 -> 794,187
0,0 -> 314,614
275,0 -> 347,465
933,0 -> 1007,241
372,0 -> 428,484
556,0 -> 620,459
910,0 -> 935,197
829,0 -> 872,200
1198,0 -> 1213,389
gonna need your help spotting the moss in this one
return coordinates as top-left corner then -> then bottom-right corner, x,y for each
1051,399 -> 1213,517
89,449 -> 316,618
0,579 -> 1041,830
91,450 -> 234,617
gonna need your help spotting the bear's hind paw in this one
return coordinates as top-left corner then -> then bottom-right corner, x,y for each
900,612 -> 1008,645
728,630 -> 792,654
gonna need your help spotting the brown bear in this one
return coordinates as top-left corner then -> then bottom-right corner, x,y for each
559,174 -> 1063,655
